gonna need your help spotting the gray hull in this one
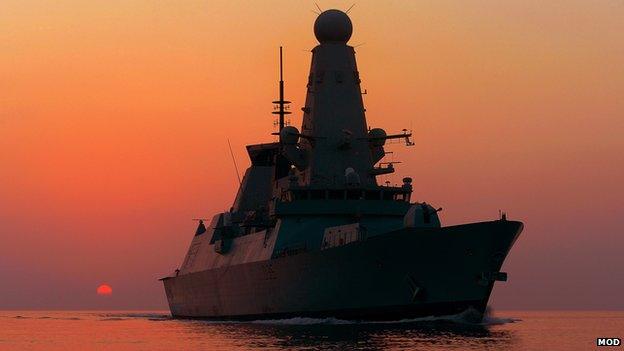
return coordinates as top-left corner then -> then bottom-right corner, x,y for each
163,220 -> 521,320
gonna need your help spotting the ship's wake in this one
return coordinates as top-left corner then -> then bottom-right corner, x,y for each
249,308 -> 520,326
81,307 -> 520,327
250,317 -> 351,325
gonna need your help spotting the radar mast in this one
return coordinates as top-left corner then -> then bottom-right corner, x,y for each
272,46 -> 291,131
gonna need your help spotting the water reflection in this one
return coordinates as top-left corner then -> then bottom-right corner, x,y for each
181,319 -> 516,350
7,310 -> 624,350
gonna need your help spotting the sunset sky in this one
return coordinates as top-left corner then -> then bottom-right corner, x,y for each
1,0 -> 622,310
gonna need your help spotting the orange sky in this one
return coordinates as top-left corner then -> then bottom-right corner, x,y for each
1,0 -> 623,310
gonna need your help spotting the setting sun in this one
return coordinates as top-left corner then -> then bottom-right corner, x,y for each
96,284 -> 112,296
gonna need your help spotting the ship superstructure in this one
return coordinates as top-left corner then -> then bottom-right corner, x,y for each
161,9 -> 522,321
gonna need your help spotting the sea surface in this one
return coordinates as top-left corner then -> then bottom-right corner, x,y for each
0,310 -> 621,350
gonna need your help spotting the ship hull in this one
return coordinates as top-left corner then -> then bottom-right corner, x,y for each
163,220 -> 522,321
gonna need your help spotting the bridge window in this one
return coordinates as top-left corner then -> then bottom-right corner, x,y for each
365,190 -> 380,200
346,190 -> 362,200
311,189 -> 325,200
329,190 -> 344,200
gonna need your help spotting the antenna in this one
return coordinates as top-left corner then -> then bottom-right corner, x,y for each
227,138 -> 242,185
272,46 -> 291,132
315,3 -> 322,13
346,3 -> 356,13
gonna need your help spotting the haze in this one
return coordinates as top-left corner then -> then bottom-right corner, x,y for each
1,0 -> 622,310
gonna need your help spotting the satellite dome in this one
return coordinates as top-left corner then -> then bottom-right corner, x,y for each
280,126 -> 300,145
368,128 -> 387,147
314,9 -> 353,44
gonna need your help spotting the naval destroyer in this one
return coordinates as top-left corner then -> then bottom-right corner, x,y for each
161,9 -> 523,321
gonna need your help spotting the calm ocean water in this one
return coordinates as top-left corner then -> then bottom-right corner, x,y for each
0,310 -> 621,350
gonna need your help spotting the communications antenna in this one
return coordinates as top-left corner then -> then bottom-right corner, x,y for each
272,46 -> 291,131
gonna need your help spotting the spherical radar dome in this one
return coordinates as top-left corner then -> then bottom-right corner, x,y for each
314,9 -> 353,43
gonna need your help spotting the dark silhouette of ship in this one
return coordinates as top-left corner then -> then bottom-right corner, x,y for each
160,9 -> 523,321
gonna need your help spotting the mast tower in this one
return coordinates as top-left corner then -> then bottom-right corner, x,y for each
272,47 -> 291,131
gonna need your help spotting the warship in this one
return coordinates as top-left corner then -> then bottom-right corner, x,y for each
161,9 -> 523,321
